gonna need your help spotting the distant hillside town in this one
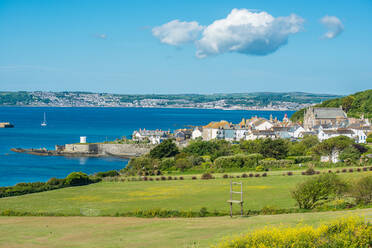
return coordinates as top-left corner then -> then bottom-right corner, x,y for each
132,107 -> 371,146
0,91 -> 340,110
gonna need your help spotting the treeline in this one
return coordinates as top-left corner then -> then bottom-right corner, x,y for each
291,89 -> 372,122
0,91 -> 35,105
122,136 -> 372,176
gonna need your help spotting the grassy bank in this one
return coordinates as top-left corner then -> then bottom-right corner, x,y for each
0,208 -> 371,248
0,171 -> 371,216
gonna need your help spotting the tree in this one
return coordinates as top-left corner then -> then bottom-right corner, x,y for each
291,174 -> 347,209
258,138 -> 289,159
312,136 -> 354,160
339,146 -> 361,162
183,140 -> 219,156
342,95 -> 355,112
149,139 -> 179,159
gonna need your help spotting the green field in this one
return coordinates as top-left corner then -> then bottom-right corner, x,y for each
0,208 -> 371,248
0,171 -> 370,216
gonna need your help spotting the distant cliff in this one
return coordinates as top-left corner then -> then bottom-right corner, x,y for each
291,89 -> 372,122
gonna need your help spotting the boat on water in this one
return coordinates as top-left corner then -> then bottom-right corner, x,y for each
41,112 -> 47,127
0,122 -> 14,128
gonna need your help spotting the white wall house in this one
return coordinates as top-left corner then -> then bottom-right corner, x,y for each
291,126 -> 305,139
191,128 -> 202,140
235,129 -> 249,141
352,129 -> 367,144
132,129 -> 170,144
251,119 -> 274,131
317,129 -> 355,142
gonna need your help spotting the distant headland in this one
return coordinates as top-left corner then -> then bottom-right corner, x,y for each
0,91 -> 341,111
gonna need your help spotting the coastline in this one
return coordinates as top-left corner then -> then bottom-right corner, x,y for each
0,105 -> 299,111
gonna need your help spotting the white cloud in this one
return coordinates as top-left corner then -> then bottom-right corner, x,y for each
196,9 -> 304,58
320,15 -> 344,39
95,34 -> 107,39
152,9 -> 304,58
152,20 -> 204,46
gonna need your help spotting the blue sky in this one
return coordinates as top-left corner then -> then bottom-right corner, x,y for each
0,0 -> 371,94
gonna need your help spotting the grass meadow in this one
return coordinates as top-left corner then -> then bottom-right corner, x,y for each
0,208 -> 371,248
0,170 -> 371,216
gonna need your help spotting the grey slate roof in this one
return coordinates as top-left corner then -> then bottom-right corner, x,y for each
313,108 -> 347,119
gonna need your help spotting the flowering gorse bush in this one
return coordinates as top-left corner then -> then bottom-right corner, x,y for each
213,217 -> 372,248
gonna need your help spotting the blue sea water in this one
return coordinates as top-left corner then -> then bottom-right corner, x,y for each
0,107 -> 293,186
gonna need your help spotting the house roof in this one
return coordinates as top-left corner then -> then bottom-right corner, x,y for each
322,129 -> 354,135
252,130 -> 275,135
313,108 -> 347,119
203,120 -> 230,129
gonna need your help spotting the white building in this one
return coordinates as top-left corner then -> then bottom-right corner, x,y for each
318,129 -> 355,141
132,129 -> 170,144
191,128 -> 202,139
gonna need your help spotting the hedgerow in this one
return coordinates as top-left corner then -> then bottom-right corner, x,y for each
0,172 -> 101,198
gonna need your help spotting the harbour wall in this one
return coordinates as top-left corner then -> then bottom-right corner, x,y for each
62,143 -> 152,157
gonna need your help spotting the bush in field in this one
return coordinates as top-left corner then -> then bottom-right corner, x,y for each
159,157 -> 175,170
65,172 -> 91,186
149,139 -> 179,159
286,155 -> 313,164
259,158 -> 294,169
47,177 -> 65,186
175,158 -> 192,172
214,154 -> 263,169
213,217 -> 372,248
201,173 -> 213,180
339,146 -> 362,162
350,175 -> 372,205
122,156 -> 158,176
291,173 -> 347,209
304,167 -> 316,175
96,170 -> 120,178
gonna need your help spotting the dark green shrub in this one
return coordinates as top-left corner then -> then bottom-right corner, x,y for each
96,170 -> 119,178
149,139 -> 179,159
201,173 -> 213,180
47,177 -> 65,186
199,207 -> 208,217
259,159 -> 294,169
286,156 -> 313,164
350,176 -> 372,204
175,158 -> 192,171
214,154 -> 263,169
291,174 -> 347,209
65,172 -> 90,186
304,167 -> 316,175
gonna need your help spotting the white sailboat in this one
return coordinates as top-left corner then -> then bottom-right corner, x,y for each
41,112 -> 47,127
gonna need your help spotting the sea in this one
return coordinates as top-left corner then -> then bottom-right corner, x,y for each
0,107 -> 293,186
